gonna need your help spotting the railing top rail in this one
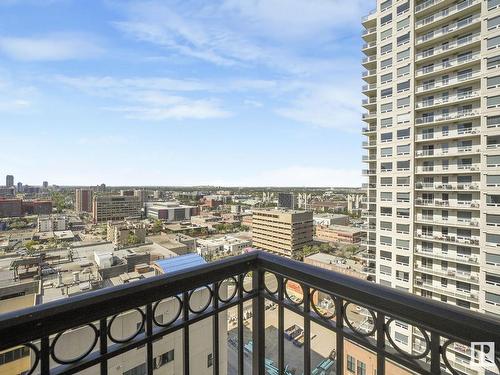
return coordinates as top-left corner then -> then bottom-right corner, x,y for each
0,250 -> 499,353
255,251 -> 500,344
0,251 -> 259,350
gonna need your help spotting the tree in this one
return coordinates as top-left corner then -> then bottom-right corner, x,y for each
25,240 -> 40,253
127,233 -> 141,245
152,220 -> 163,234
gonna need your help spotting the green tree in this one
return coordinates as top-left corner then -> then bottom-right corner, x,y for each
152,220 -> 163,234
127,233 -> 141,245
25,240 -> 40,253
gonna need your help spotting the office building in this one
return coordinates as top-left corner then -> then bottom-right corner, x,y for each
313,213 -> 350,226
277,192 -> 297,210
21,200 -> 52,215
75,189 -> 93,213
107,220 -> 147,246
5,175 -> 14,188
252,209 -> 313,257
42,181 -> 48,189
0,198 -> 23,218
0,187 -> 15,198
315,225 -> 365,244
17,182 -> 23,193
361,0 -> 500,366
196,235 -> 251,259
134,189 -> 146,204
146,201 -> 199,222
37,215 -> 68,232
92,195 -> 141,223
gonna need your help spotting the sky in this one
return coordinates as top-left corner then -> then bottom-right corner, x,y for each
0,0 -> 372,187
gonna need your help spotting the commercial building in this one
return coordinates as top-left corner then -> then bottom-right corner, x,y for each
37,215 -> 68,232
315,225 -> 365,244
0,198 -> 20,218
191,214 -> 223,228
150,233 -> 197,255
0,199 -> 52,218
5,174 -> 14,188
106,220 -> 147,246
304,253 -> 367,280
75,189 -> 93,213
145,201 -> 199,222
92,195 -> 141,223
277,192 -> 297,210
361,0 -> 500,367
196,235 -> 251,259
313,213 -> 350,226
22,200 -> 53,215
0,187 -> 15,198
252,209 -> 313,257
0,282 -> 37,375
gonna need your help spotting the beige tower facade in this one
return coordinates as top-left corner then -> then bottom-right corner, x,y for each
362,0 -> 500,371
252,209 -> 313,257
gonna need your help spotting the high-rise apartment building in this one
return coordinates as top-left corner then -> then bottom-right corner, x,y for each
92,195 -> 142,223
277,192 -> 297,210
5,175 -> 14,188
252,209 -> 313,257
75,189 -> 93,213
362,0 -> 500,367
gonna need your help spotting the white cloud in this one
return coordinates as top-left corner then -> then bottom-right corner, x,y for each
213,166 -> 362,187
0,76 -> 35,112
105,97 -> 231,121
0,33 -> 103,61
276,82 -> 362,131
243,99 -> 263,108
221,0 -> 368,41
112,1 -> 368,75
55,75 -> 232,121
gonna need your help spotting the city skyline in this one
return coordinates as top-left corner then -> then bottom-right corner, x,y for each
0,0 -> 372,187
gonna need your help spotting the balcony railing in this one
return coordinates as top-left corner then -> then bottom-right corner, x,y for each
416,14 -> 481,45
0,251 -> 499,375
416,0 -> 480,29
416,52 -> 481,77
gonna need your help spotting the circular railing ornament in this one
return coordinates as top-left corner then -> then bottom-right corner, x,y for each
283,279 -> 304,306
50,323 -> 99,365
108,308 -> 146,344
152,295 -> 183,327
343,302 -> 376,337
188,285 -> 212,314
385,318 -> 430,360
310,289 -> 336,320
24,343 -> 40,375
217,277 -> 238,303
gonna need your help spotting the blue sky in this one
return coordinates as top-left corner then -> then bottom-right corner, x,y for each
0,0 -> 372,187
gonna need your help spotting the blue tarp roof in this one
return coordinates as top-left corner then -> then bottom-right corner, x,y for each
154,253 -> 206,274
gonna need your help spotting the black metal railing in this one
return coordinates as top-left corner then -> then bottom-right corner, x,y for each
0,251 -> 499,375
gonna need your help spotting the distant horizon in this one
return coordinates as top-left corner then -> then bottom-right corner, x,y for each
0,0 -> 370,187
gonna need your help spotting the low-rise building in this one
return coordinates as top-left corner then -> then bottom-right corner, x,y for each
0,198 -> 22,218
92,195 -> 141,223
145,201 -> 199,222
252,209 -> 313,258
150,233 -> 196,255
191,215 -> 223,228
313,213 -> 349,227
196,235 -> 251,259
106,220 -> 147,246
37,215 -> 68,232
315,225 -> 364,244
304,253 -> 366,280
